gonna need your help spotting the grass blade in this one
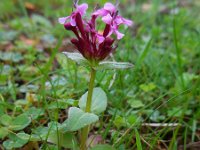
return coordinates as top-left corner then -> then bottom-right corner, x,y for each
134,128 -> 143,150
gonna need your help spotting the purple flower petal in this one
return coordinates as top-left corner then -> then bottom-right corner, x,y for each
114,30 -> 124,39
96,34 -> 105,44
58,16 -> 70,24
115,17 -> 124,25
77,3 -> 88,16
115,16 -> 133,26
59,3 -> 88,26
102,14 -> 113,24
104,3 -> 116,13
93,8 -> 108,17
70,16 -> 76,26
122,18 -> 133,26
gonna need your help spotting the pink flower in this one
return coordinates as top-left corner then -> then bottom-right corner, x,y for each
63,12 -> 113,61
93,3 -> 133,39
59,2 -> 132,62
58,3 -> 88,26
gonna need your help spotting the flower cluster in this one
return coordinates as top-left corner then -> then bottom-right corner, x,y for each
59,1 -> 132,62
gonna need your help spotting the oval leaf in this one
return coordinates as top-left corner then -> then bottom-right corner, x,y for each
0,114 -> 12,126
9,114 -> 31,131
3,135 -> 28,149
128,100 -> 144,109
0,127 -> 9,139
63,107 -> 99,131
24,107 -> 44,120
16,132 -> 41,142
79,87 -> 107,114
62,52 -> 90,66
97,61 -> 134,70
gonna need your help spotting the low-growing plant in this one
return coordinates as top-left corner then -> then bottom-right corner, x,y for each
57,1 -> 133,149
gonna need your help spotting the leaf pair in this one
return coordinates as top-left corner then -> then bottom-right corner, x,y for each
0,114 -> 31,137
0,114 -> 31,149
62,52 -> 133,70
3,122 -> 77,149
62,88 -> 107,132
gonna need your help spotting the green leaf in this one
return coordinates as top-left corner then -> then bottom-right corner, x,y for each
0,31 -> 18,41
0,127 -> 9,139
0,114 -> 12,126
113,116 -> 127,128
175,72 -> 199,90
16,132 -> 41,142
62,52 -> 90,66
3,139 -> 26,149
79,87 -> 107,114
48,131 -> 77,149
24,107 -> 44,120
127,115 -> 137,125
97,61 -> 133,70
46,76 -> 68,88
128,100 -> 144,108
91,144 -> 116,150
32,122 -> 78,149
167,107 -> 182,117
9,114 -> 31,131
0,52 -> 23,63
47,121 -> 62,131
48,99 -> 69,109
62,107 -> 99,131
3,134 -> 28,149
150,110 -> 165,122
56,53 -> 69,70
139,82 -> 156,92
32,126 -> 49,140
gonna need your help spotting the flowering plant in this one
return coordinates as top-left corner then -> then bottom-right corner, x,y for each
58,1 -> 133,149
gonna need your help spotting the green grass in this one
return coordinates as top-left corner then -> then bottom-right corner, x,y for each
0,0 -> 200,149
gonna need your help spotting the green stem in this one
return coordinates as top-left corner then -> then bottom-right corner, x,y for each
80,68 -> 96,150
